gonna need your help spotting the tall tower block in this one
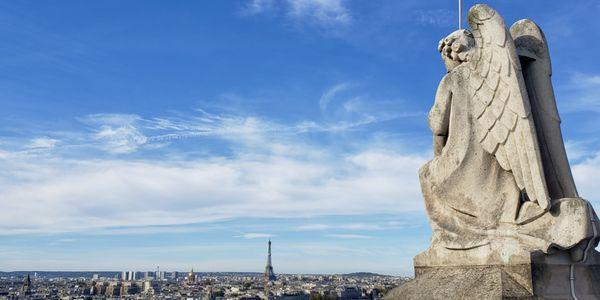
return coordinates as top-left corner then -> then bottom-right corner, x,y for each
264,240 -> 276,282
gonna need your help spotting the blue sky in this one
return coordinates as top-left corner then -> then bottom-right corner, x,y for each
1,0 -> 600,275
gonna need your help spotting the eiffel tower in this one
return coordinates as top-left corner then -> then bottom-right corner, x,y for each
263,239 -> 276,282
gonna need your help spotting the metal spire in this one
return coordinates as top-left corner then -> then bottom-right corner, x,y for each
458,0 -> 462,29
267,240 -> 272,264
264,239 -> 276,282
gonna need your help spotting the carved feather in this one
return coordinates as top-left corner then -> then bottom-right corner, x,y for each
467,4 -> 550,209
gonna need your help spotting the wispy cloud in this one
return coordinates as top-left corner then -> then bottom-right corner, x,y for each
81,114 -> 142,126
242,0 -> 352,30
319,82 -> 352,113
237,233 -> 275,239
0,146 -> 426,234
326,234 -> 372,239
413,9 -> 454,27
0,84 -> 426,235
55,238 -> 76,243
94,124 -> 148,154
2,84 -> 418,157
244,0 -> 276,15
26,137 -> 58,150
296,223 -> 380,231
570,73 -> 600,88
572,151 -> 600,206
314,83 -> 423,133
286,0 -> 352,26
565,139 -> 599,162
559,72 -> 600,113
78,113 -> 148,154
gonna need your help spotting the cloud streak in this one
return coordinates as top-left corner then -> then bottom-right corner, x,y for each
238,233 -> 275,239
326,234 -> 372,239
286,0 -> 352,26
559,72 -> 600,113
242,0 -> 352,29
572,151 -> 600,206
0,146 -> 426,234
0,83 -> 427,235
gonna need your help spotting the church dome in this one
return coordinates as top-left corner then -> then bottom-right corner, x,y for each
188,269 -> 196,282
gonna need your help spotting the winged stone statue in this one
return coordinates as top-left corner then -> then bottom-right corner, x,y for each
417,4 -> 599,266
384,4 -> 600,299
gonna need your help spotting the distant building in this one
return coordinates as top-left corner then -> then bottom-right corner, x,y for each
152,280 -> 162,294
187,269 -> 197,284
21,274 -> 32,295
340,286 -> 364,300
264,240 -> 276,282
106,282 -> 122,297
142,280 -> 154,294
279,291 -> 309,300
120,271 -> 136,281
94,282 -> 108,295
129,281 -> 141,294
120,282 -> 129,296
155,266 -> 163,280
371,288 -> 381,299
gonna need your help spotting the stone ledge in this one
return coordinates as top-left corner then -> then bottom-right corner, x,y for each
385,250 -> 600,300
384,266 -> 534,300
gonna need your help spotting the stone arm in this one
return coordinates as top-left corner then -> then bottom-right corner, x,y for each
428,75 -> 452,156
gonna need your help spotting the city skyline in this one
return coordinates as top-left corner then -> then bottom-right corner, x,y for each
1,0 -> 600,275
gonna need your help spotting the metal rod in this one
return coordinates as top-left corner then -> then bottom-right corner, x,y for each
458,0 -> 462,29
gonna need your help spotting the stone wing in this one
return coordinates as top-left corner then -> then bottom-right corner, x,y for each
467,4 -> 550,209
510,19 -> 580,200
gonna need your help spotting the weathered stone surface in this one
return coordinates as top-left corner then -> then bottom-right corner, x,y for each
385,250 -> 600,300
384,266 -> 534,300
415,198 -> 597,268
422,4 -> 599,262
392,3 -> 600,299
420,2 -> 598,267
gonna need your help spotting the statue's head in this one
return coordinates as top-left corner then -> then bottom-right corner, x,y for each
438,29 -> 475,72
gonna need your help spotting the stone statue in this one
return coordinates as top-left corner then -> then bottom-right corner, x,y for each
386,4 -> 600,299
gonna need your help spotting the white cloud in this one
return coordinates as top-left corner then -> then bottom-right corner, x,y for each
571,73 -> 600,88
55,238 -> 76,243
244,0 -> 276,15
238,233 -> 274,239
0,85 -> 427,235
0,146 -> 426,234
50,83 -> 419,156
75,113 -> 150,154
94,124 -> 148,154
326,234 -> 372,239
572,152 -> 600,206
319,82 -> 351,113
414,9 -> 454,27
82,113 -> 141,126
314,83 -> 422,133
296,223 -> 381,231
26,137 -> 58,150
286,0 -> 352,26
242,0 -> 352,28
559,72 -> 600,113
565,139 -> 598,162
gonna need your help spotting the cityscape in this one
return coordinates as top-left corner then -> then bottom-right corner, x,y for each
0,241 -> 407,299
